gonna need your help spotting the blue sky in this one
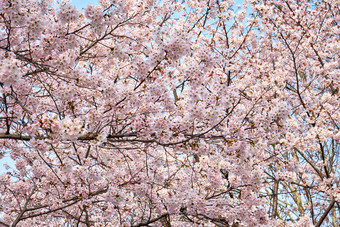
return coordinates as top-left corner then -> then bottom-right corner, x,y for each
70,0 -> 99,9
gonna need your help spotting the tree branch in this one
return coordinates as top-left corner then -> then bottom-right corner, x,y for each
132,213 -> 169,227
315,198 -> 335,227
0,133 -> 137,141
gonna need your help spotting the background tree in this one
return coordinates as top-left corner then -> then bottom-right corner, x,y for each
0,0 -> 338,226
251,0 -> 340,225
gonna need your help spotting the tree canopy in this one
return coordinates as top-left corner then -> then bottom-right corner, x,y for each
0,0 -> 339,226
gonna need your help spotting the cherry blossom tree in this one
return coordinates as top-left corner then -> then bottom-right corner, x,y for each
0,0 -> 338,226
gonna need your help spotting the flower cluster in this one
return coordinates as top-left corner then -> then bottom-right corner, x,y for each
59,116 -> 87,140
0,55 -> 22,86
57,2 -> 81,24
164,36 -> 191,61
